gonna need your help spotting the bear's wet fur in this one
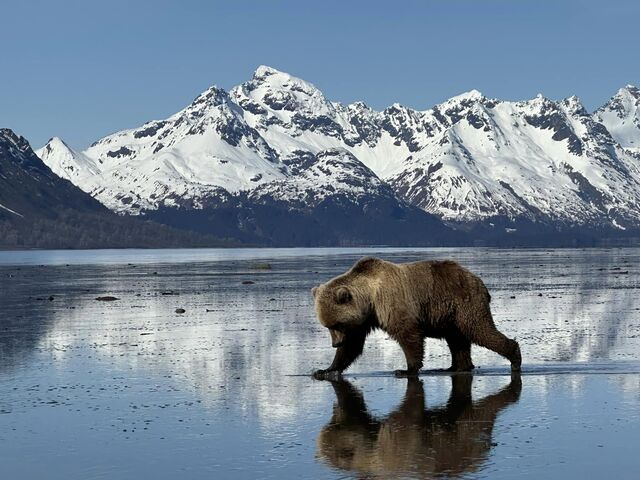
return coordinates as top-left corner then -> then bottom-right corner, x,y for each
312,257 -> 521,377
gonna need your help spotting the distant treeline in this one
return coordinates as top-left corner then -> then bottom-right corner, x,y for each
0,209 -> 236,249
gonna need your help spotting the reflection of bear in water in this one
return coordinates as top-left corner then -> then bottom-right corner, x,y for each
316,375 -> 522,479
312,257 -> 521,377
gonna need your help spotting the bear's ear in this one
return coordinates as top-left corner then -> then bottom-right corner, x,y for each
311,286 -> 318,298
334,286 -> 352,304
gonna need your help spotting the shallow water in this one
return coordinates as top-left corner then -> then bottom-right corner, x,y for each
1,248 -> 639,479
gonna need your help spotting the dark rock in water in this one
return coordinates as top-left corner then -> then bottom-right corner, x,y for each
175,308 -> 186,314
95,296 -> 119,301
162,291 -> 179,296
249,263 -> 272,270
510,295 -> 516,299
48,296 -> 55,301
242,280 -> 255,285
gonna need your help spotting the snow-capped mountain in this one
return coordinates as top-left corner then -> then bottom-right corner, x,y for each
39,85 -> 286,213
36,66 -> 640,244
594,85 -> 640,152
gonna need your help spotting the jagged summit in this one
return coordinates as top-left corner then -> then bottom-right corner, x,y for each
184,85 -> 233,113
0,128 -> 32,155
620,84 -> 640,96
561,95 -> 588,115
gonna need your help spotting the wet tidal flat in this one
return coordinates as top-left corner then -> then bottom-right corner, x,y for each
1,247 -> 639,479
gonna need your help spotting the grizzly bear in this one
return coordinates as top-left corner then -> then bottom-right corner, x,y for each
312,257 -> 521,377
317,376 -> 522,478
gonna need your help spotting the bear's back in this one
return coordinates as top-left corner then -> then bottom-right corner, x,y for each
398,259 -> 487,302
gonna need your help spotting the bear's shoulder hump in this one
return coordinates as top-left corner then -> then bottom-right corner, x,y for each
351,257 -> 384,275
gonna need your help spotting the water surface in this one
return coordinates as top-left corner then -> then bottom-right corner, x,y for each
1,248 -> 639,479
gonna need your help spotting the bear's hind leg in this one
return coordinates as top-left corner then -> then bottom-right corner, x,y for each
458,306 -> 521,372
445,332 -> 474,372
471,328 -> 521,372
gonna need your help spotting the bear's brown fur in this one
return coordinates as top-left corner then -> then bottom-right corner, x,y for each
312,257 -> 521,376
316,376 -> 522,478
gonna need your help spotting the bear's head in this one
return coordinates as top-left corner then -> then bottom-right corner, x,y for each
312,258 -> 381,347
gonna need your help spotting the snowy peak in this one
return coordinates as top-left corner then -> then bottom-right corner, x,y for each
180,85 -> 239,118
420,90 -> 496,139
445,89 -> 485,104
36,136 -> 101,181
251,65 -> 327,103
44,136 -> 71,151
561,95 -> 588,117
459,88 -> 483,99
597,84 -> 640,117
615,84 -> 640,103
594,84 -> 640,149
235,65 -> 331,116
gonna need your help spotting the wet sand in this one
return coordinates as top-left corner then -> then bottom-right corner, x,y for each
1,248 -> 639,479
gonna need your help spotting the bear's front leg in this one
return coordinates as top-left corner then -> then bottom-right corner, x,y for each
394,332 -> 424,377
313,331 -> 367,379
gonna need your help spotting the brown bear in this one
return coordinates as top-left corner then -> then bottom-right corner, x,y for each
316,375 -> 522,478
312,257 -> 521,377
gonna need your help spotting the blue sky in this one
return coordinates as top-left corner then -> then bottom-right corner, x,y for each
2,0 -> 638,148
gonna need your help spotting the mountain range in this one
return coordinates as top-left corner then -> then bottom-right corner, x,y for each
11,66 -> 640,246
